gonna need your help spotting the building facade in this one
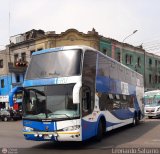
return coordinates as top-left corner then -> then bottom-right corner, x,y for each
0,28 -> 160,108
0,47 -> 11,109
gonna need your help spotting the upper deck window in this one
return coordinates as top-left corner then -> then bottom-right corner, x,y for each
25,49 -> 82,79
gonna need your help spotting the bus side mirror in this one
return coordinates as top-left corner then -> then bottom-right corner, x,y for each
73,82 -> 82,104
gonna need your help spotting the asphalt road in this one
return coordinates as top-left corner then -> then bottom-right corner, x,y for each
0,118 -> 160,154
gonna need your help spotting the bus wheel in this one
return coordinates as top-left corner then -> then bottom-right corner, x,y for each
148,116 -> 152,119
132,115 -> 138,126
95,121 -> 103,141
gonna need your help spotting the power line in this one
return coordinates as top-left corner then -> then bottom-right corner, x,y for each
144,45 -> 160,50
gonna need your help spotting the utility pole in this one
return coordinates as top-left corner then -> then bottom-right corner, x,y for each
144,50 -> 146,90
121,30 -> 138,64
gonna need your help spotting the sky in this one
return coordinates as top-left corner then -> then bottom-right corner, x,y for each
1,0 -> 160,54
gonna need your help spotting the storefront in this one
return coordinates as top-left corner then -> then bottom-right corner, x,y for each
0,95 -> 9,110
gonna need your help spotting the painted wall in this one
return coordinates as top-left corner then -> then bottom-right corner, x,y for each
0,75 -> 11,95
99,40 -> 112,57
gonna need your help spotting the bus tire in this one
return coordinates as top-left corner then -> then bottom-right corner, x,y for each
132,116 -> 136,126
132,114 -> 138,126
148,116 -> 152,119
95,121 -> 103,141
138,111 -> 141,121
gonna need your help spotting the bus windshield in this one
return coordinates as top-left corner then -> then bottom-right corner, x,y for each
22,84 -> 80,120
144,95 -> 160,107
26,49 -> 82,79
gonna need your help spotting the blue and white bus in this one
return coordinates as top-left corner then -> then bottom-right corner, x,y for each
22,45 -> 144,141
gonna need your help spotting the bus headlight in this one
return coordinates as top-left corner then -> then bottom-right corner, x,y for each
23,126 -> 33,132
62,125 -> 80,131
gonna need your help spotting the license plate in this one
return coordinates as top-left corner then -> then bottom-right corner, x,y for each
43,135 -> 51,139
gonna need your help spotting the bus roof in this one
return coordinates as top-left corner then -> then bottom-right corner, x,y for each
32,45 -> 96,56
144,90 -> 160,97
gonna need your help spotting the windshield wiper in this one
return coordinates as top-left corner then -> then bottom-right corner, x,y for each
48,71 -> 60,77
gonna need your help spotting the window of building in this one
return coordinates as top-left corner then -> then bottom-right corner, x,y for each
130,55 -> 133,64
102,48 -> 107,55
117,52 -> 121,62
125,54 -> 132,65
155,60 -> 158,67
149,74 -> 152,84
126,55 -> 129,64
155,75 -> 158,83
137,57 -> 141,67
14,54 -> 19,63
149,58 -> 152,66
1,79 -> 4,88
21,52 -> 26,61
0,59 -> 3,68
159,76 -> 160,83
16,75 -> 20,83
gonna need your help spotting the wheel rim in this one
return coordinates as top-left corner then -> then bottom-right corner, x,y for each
4,117 -> 7,122
133,117 -> 136,125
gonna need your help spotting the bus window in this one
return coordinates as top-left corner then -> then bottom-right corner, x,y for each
107,94 -> 114,111
129,96 -> 134,108
113,101 -> 120,109
99,93 -> 108,111
113,95 -> 121,110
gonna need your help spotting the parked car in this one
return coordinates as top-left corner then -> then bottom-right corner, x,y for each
11,109 -> 22,120
0,109 -> 11,122
0,109 -> 22,122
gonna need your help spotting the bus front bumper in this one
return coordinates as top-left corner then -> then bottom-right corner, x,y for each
23,131 -> 81,141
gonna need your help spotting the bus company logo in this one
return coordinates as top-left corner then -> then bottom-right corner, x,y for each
45,126 -> 49,131
56,78 -> 68,84
2,148 -> 8,154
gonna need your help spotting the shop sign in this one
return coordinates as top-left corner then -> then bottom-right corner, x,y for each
0,95 -> 9,102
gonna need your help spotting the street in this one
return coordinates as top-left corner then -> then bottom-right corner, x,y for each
0,118 -> 160,154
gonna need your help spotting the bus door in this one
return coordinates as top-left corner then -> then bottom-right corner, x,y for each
81,50 -> 97,140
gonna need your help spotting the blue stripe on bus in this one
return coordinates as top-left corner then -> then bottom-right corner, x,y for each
111,109 -> 134,120
81,118 -> 122,140
96,75 -> 141,112
96,76 -> 110,92
23,120 -> 56,131
23,120 -> 57,141
32,47 -> 64,55
23,78 -> 58,87
96,76 -> 122,94
24,134 -> 56,141
96,75 -> 139,95
81,119 -> 97,140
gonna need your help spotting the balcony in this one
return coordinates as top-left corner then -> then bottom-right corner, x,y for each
8,62 -> 27,73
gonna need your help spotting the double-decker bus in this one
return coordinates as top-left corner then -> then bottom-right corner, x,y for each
22,45 -> 144,141
144,90 -> 160,118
